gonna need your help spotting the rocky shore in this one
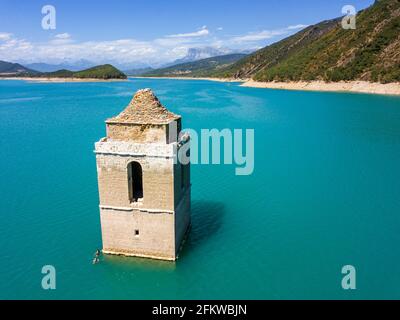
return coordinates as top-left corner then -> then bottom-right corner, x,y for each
240,80 -> 400,96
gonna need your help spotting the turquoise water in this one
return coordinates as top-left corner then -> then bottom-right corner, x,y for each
0,78 -> 400,299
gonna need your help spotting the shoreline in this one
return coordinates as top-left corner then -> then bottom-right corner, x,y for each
0,77 -> 128,83
241,80 -> 400,96
2,76 -> 399,95
131,76 -> 240,83
133,77 -> 400,95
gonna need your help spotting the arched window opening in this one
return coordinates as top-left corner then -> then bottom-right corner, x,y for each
128,162 -> 143,202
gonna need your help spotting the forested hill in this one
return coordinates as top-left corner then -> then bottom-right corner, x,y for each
0,63 -> 127,80
45,64 -> 127,79
211,0 -> 400,83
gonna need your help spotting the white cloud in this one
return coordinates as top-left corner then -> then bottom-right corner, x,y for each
55,33 -> 71,39
287,24 -> 309,30
0,23 -> 307,66
0,33 -> 32,57
167,26 -> 209,38
233,30 -> 288,42
232,24 -> 308,43
50,33 -> 74,45
0,32 -> 12,41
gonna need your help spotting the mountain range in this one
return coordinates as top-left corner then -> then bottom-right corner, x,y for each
172,47 -> 233,65
123,47 -> 248,76
25,59 -> 95,73
142,54 -> 247,77
2,0 -> 398,84
0,61 -> 39,76
210,0 -> 400,83
141,0 -> 399,84
14,47 -> 241,77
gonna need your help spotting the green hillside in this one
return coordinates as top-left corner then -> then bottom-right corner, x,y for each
213,0 -> 400,83
72,64 -> 127,79
1,62 -> 127,80
143,54 -> 247,77
210,19 -> 339,79
44,69 -> 74,78
43,64 -> 126,79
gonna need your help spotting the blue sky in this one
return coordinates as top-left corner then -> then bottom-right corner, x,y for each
0,0 -> 374,66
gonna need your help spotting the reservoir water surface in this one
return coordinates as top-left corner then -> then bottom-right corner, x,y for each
0,78 -> 399,299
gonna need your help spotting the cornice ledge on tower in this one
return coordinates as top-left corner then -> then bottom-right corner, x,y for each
94,138 -> 177,158
100,205 -> 174,214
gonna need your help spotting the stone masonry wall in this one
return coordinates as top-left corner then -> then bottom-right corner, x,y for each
100,208 -> 176,260
95,142 -> 175,211
174,190 -> 191,256
107,123 -> 168,144
95,130 -> 190,260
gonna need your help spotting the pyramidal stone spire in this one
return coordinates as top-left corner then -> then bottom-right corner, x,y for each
104,88 -> 183,144
107,88 -> 180,124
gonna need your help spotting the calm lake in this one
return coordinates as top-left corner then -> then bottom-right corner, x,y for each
0,78 -> 399,299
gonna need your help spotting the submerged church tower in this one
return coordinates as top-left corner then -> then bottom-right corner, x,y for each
94,89 -> 191,261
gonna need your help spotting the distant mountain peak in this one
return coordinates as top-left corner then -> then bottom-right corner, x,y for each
142,53 -> 248,78
172,47 -> 233,65
24,60 -> 96,72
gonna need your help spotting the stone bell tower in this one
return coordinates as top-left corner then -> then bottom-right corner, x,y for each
94,89 -> 191,261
